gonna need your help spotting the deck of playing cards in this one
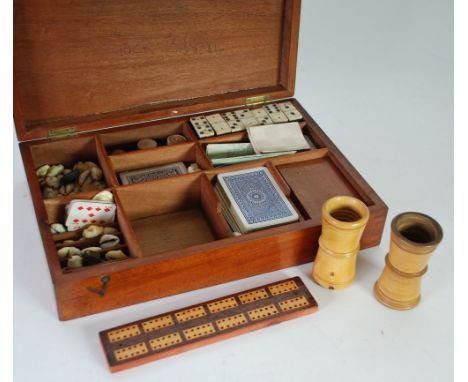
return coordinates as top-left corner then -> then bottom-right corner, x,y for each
119,162 -> 187,185
215,167 -> 299,233
65,200 -> 117,231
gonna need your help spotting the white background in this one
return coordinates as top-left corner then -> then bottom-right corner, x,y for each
13,1 -> 454,381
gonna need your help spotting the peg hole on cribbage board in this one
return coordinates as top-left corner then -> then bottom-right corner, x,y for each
99,276 -> 318,372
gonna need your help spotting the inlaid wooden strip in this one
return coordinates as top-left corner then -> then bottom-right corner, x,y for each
142,315 -> 174,333
107,325 -> 141,343
269,280 -> 299,295
238,288 -> 269,304
183,323 -> 216,340
279,296 -> 309,312
100,276 -> 318,372
149,333 -> 183,351
207,296 -> 238,313
216,314 -> 248,330
114,342 -> 148,361
247,304 -> 279,321
175,306 -> 207,323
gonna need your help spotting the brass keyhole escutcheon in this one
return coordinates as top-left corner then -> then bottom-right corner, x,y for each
88,275 -> 110,297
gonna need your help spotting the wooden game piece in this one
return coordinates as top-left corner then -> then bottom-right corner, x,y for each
210,121 -> 232,136
277,101 -> 298,113
239,117 -> 260,128
268,112 -> 289,123
256,115 -> 274,125
234,108 -> 255,119
263,103 -> 282,114
205,113 -> 226,125
312,196 -> 370,290
190,116 -> 216,138
251,108 -> 269,119
374,212 -> 443,310
220,111 -> 239,122
100,277 -> 318,372
263,103 -> 289,123
278,102 -> 303,121
137,138 -> 158,150
283,109 -> 303,121
166,134 -> 187,145
226,119 -> 246,132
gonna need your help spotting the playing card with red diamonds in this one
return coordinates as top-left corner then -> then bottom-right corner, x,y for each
65,200 -> 116,231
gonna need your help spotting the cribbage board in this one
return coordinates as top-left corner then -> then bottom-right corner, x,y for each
100,277 -> 318,372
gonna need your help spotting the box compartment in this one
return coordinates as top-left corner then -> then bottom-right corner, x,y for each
100,121 -> 196,155
108,142 -> 211,185
43,191 -> 138,273
115,174 -> 232,257
28,136 -> 114,200
277,157 -> 369,221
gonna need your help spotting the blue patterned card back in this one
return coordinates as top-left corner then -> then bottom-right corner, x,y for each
222,168 -> 294,225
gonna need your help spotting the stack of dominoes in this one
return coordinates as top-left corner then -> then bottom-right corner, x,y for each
190,101 -> 303,139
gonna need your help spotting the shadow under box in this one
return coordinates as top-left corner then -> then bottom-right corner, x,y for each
114,173 -> 232,257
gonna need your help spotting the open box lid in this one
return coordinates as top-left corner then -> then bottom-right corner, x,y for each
14,0 -> 301,141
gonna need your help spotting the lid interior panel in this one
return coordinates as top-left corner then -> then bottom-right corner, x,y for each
14,0 -> 299,137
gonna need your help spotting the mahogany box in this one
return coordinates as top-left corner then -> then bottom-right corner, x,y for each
14,0 -> 388,320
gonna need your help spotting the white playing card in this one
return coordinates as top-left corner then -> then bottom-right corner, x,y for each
65,200 -> 116,230
247,122 -> 310,154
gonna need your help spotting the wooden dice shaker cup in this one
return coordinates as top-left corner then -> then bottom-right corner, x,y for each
312,196 -> 370,290
374,212 -> 443,310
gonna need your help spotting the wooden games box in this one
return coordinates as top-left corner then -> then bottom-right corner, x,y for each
14,0 -> 388,320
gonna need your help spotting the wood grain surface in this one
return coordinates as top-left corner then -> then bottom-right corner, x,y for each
14,0 -> 300,140
14,0 -> 387,322
100,276 -> 318,372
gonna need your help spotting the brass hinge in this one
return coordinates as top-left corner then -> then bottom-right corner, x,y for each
47,126 -> 78,139
245,95 -> 271,108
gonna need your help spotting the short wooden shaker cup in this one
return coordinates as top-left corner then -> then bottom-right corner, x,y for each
312,196 -> 370,290
374,212 -> 443,310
